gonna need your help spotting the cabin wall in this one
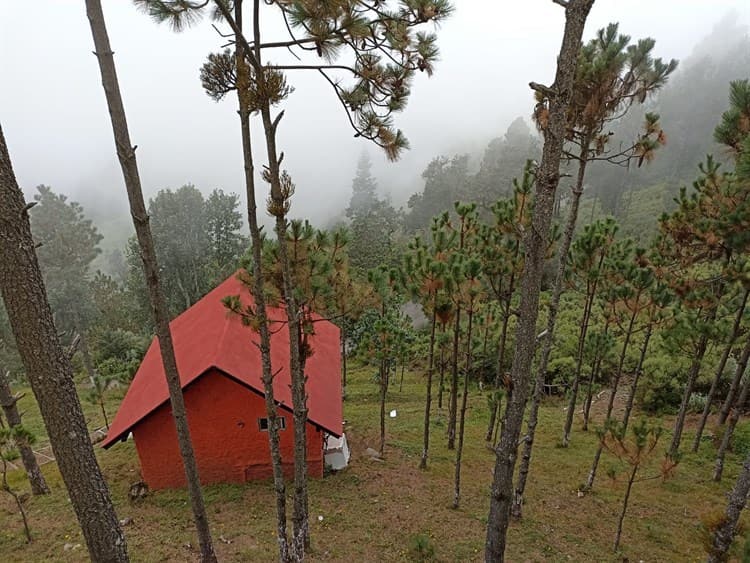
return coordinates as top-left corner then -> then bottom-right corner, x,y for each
133,369 -> 324,490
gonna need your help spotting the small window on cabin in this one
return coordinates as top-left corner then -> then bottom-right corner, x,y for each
258,417 -> 286,431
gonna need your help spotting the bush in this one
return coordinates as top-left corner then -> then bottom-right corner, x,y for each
548,355 -> 576,392
688,393 -> 708,414
408,533 -> 436,562
636,354 -> 688,414
732,421 -> 750,459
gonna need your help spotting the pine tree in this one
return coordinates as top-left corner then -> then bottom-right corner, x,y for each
513,23 -> 675,516
85,2 -> 217,560
484,2 -> 594,559
347,152 -> 378,219
713,332 -> 750,482
693,285 -> 749,449
445,204 -> 479,450
0,368 -> 49,495
403,222 -> 451,469
0,122 -> 128,561
481,164 -> 532,445
452,256 -> 482,508
561,218 -> 619,446
365,266 -> 407,457
29,186 -> 103,408
0,424 -> 35,543
598,419 -> 669,552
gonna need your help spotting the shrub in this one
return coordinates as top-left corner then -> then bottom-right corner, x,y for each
636,354 -> 688,414
548,355 -> 576,393
732,421 -> 750,458
688,393 -> 708,415
408,533 -> 436,562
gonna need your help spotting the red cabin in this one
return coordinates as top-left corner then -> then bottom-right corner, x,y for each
102,272 -> 343,490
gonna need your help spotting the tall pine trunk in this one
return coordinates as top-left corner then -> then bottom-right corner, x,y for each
582,327 -> 608,431
85,3 -> 216,560
0,369 -> 49,495
239,1 -> 310,551
621,324 -> 653,433
707,451 -> 750,562
669,328 -> 712,458
453,301 -> 474,508
420,304 -> 438,470
705,288 -> 748,433
234,2 -> 290,558
613,462 -> 639,552
379,354 -> 388,456
581,354 -> 602,431
0,122 -> 128,561
512,157 -> 588,518
484,2 -> 593,558
447,306 -> 462,449
562,276 -> 597,446
560,152 -> 592,449
586,305 -> 638,490
438,337 -> 446,409
713,333 -> 750,482
485,300 -> 511,442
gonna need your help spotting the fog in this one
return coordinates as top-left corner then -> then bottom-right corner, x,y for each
1,1 -> 748,247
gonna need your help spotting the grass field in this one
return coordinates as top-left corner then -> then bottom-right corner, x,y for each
0,364 -> 747,562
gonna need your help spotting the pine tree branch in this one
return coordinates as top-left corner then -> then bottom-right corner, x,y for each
212,0 -> 262,73
265,64 -> 359,73
317,69 -> 390,149
530,81 -> 557,98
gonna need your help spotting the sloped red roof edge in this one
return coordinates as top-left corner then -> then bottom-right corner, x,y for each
101,365 -> 341,448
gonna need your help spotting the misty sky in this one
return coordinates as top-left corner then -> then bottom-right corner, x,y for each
2,1 -> 749,244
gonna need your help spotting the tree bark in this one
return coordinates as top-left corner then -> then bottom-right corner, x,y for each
484,2 -> 594,559
713,333 -> 750,482
245,1 -> 310,552
512,158 -> 587,517
85,3 -> 216,560
453,302 -> 474,508
234,1 -> 290,558
707,451 -> 750,562
420,305 -> 438,470
613,462 -> 639,552
0,370 -> 49,495
669,328 -> 712,458
0,122 -> 128,561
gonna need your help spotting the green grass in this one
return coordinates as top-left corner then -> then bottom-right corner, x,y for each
1,363 -> 747,561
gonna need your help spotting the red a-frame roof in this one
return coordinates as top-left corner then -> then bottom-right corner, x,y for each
102,271 -> 342,448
